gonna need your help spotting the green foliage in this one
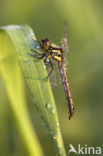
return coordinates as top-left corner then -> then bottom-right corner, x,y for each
0,25 -> 66,156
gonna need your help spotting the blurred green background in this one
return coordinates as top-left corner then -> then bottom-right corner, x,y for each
0,0 -> 103,156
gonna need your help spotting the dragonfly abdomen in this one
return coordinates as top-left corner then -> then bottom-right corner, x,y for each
59,64 -> 74,120
65,75 -> 74,119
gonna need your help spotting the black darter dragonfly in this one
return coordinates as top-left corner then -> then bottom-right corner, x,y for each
30,23 -> 74,119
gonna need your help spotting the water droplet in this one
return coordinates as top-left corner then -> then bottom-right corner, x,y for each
59,150 -> 62,155
45,103 -> 53,111
45,103 -> 56,114
36,45 -> 40,50
32,97 -> 37,105
53,135 -> 57,140
43,65 -> 46,68
29,32 -> 34,37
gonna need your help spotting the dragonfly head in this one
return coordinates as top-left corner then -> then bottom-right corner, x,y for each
40,38 -> 50,50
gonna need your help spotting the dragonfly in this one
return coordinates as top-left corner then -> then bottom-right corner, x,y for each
30,22 -> 74,119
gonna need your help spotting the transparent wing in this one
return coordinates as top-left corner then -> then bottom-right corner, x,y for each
61,21 -> 70,55
47,60 -> 61,87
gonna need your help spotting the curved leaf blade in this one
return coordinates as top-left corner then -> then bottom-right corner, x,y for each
0,25 -> 66,156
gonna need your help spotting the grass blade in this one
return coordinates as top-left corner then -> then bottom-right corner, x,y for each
0,25 -> 66,156
0,27 -> 44,156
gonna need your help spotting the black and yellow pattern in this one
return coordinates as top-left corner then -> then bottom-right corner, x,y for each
31,37 -> 74,119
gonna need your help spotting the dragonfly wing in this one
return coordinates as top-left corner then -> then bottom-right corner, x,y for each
61,22 -> 70,54
59,22 -> 74,119
46,59 -> 62,87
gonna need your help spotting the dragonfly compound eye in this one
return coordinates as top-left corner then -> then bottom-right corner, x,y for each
41,38 -> 50,50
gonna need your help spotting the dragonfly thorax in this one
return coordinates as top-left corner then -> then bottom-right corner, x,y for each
50,49 -> 64,63
40,38 -> 64,64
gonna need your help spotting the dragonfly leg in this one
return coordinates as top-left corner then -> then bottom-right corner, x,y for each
45,58 -> 53,78
29,49 -> 46,59
43,55 -> 53,78
30,48 -> 43,55
44,55 -> 49,64
30,53 -> 45,59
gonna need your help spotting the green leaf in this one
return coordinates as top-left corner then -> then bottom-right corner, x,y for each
0,25 -> 66,156
0,27 -> 44,156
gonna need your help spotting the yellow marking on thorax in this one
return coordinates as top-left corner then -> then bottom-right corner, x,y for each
54,56 -> 62,62
52,49 -> 61,54
51,49 -> 62,62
